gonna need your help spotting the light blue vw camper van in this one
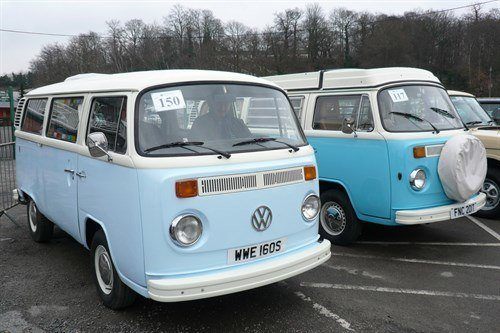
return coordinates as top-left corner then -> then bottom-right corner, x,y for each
14,70 -> 330,309
265,68 -> 487,245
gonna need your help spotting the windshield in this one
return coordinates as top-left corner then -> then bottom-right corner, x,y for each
449,96 -> 492,126
136,83 -> 307,156
378,85 -> 463,132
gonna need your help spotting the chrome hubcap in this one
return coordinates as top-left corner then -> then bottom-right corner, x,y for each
28,201 -> 37,232
95,245 -> 113,295
481,179 -> 499,211
320,202 -> 346,236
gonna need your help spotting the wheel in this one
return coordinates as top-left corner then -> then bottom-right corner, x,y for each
27,199 -> 53,242
475,167 -> 500,219
319,190 -> 362,245
90,230 -> 136,309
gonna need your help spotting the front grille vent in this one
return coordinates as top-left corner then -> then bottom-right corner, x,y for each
198,167 -> 305,196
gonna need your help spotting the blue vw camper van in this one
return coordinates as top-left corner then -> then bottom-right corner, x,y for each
14,70 -> 330,309
265,68 -> 487,245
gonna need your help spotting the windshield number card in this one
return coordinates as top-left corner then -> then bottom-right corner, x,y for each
388,89 -> 409,103
151,90 -> 186,112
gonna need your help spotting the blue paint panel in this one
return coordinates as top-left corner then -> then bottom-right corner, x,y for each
16,139 -> 45,207
308,135 -> 391,220
138,154 -> 320,277
77,155 -> 146,287
386,137 -> 454,221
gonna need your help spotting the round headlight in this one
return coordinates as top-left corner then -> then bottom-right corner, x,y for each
410,169 -> 426,191
302,194 -> 320,221
170,215 -> 203,246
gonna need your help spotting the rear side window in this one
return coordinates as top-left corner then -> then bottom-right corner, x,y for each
47,97 -> 84,143
289,96 -> 305,120
21,98 -> 47,135
88,96 -> 127,154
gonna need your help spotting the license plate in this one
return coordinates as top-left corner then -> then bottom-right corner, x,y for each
450,203 -> 476,219
227,238 -> 286,264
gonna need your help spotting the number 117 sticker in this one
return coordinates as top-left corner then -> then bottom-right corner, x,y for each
151,90 -> 186,112
388,89 -> 409,103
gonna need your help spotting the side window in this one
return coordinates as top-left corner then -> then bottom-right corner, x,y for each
313,95 -> 361,131
47,97 -> 84,143
21,98 -> 47,135
289,96 -> 304,120
357,95 -> 374,132
88,96 -> 127,154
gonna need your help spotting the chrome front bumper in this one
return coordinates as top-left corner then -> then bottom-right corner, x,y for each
395,193 -> 486,225
147,240 -> 331,302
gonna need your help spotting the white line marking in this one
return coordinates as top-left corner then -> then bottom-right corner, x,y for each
332,252 -> 500,270
323,264 -> 385,280
294,291 -> 354,331
300,283 -> 500,301
356,241 -> 500,246
466,216 -> 500,241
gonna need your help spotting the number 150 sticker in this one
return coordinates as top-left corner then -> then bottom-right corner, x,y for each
388,89 -> 409,103
151,90 -> 186,112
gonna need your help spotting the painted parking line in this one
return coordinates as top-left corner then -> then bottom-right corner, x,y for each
467,216 -> 500,241
356,241 -> 500,247
294,291 -> 354,331
300,282 -> 500,301
331,253 -> 500,270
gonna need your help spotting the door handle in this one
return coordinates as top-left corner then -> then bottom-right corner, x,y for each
76,171 -> 86,178
64,168 -> 75,174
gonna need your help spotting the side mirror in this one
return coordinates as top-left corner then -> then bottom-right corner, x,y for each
87,132 -> 112,161
341,117 -> 357,137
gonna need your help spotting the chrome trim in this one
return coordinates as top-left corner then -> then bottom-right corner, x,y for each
409,169 -> 426,191
169,215 -> 203,247
301,193 -> 320,221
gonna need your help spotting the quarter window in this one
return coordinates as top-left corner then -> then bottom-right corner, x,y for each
357,96 -> 374,131
47,97 -> 84,143
88,97 -> 127,154
21,98 -> 47,135
289,96 -> 305,119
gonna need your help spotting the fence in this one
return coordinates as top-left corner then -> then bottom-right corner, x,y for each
0,125 -> 16,213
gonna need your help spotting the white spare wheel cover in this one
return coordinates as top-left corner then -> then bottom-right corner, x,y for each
437,134 -> 487,202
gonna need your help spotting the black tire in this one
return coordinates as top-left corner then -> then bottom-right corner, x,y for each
475,166 -> 500,219
90,230 -> 136,309
27,199 -> 53,242
319,190 -> 362,246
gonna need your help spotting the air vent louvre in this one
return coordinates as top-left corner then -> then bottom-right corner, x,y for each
14,98 -> 26,129
198,167 -> 305,196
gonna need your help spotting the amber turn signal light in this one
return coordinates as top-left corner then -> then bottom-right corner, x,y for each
304,166 -> 317,181
413,146 -> 426,159
176,179 -> 198,198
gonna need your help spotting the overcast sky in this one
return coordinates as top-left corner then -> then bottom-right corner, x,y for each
1,0 -> 498,75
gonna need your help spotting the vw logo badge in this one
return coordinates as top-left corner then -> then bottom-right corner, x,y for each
251,206 -> 272,231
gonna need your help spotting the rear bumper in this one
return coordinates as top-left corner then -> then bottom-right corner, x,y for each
395,192 -> 486,225
147,239 -> 331,302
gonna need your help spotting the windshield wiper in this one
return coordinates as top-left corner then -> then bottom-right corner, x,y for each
466,120 -> 483,126
389,111 -> 440,134
430,107 -> 456,119
145,141 -> 231,159
233,137 -> 299,152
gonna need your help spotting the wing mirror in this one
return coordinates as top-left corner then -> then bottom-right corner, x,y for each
87,132 -> 112,161
341,117 -> 357,137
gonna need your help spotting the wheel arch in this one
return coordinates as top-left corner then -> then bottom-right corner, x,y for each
319,179 -> 360,218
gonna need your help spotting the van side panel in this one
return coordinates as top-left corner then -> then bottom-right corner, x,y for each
77,155 -> 145,287
16,138 -> 45,208
307,134 -> 392,220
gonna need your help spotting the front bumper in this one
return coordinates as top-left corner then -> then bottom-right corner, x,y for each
395,192 -> 486,225
147,239 -> 331,302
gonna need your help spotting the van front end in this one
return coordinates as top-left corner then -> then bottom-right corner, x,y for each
136,151 -> 330,302
384,132 -> 486,226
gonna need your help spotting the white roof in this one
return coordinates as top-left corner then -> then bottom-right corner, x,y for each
448,90 -> 474,97
263,67 -> 441,91
27,69 -> 279,96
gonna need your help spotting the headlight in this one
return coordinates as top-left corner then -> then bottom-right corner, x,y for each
302,194 -> 320,221
170,215 -> 203,246
410,169 -> 426,191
